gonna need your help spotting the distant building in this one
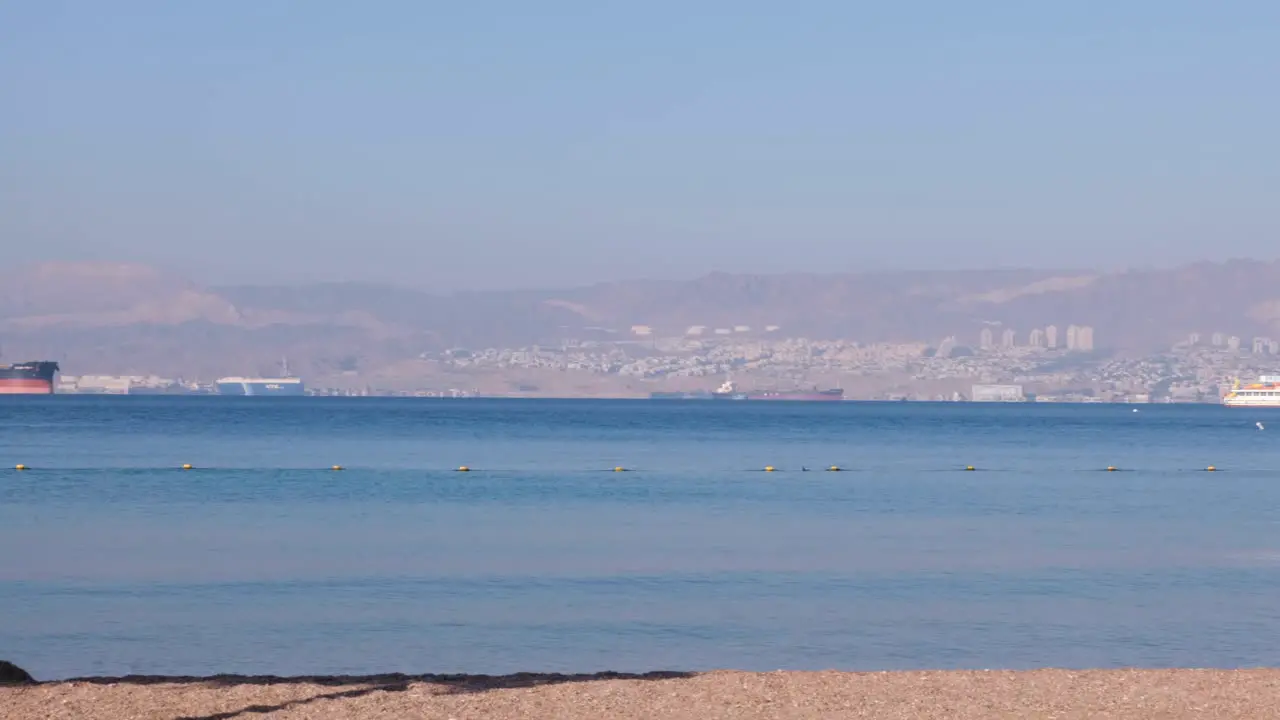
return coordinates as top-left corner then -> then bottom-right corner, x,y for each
1045,325 -> 1059,349
1001,328 -> 1015,348
630,325 -> 653,336
936,336 -> 957,358
971,384 -> 1026,402
979,327 -> 994,350
764,325 -> 781,332
1228,336 -> 1241,352
64,375 -> 132,394
1028,328 -> 1045,348
713,328 -> 732,335
1211,332 -> 1225,347
1066,325 -> 1080,350
733,325 -> 751,333
1272,340 -> 1280,356
1188,332 -> 1201,345
1077,326 -> 1094,352
1253,337 -> 1270,354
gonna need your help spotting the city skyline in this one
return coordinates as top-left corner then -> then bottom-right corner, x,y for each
6,258 -> 1280,402
979,324 -> 1094,353
46,328 -> 1280,403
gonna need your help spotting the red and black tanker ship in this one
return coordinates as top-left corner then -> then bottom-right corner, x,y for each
0,361 -> 60,394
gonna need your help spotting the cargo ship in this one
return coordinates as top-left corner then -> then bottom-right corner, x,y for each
216,376 -> 305,396
650,390 -> 713,399
714,380 -> 845,401
651,380 -> 843,401
216,359 -> 305,396
747,388 -> 845,401
1222,375 -> 1280,407
711,380 -> 749,400
0,360 -> 60,395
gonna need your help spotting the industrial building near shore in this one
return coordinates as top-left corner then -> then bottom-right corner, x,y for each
970,384 -> 1027,402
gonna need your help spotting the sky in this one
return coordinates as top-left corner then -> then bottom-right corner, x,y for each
2,1 -> 1278,290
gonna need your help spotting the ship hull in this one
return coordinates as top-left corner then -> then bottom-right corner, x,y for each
710,390 -> 843,401
0,361 -> 59,395
216,379 -> 306,396
747,391 -> 844,401
0,379 -> 55,395
1222,398 -> 1280,407
657,385 -> 845,401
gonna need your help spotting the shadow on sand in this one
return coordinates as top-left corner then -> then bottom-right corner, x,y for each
61,670 -> 698,720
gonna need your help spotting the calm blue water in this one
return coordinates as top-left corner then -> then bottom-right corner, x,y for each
3,397 -> 1279,679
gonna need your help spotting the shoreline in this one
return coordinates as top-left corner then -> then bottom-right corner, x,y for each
6,668 -> 1280,719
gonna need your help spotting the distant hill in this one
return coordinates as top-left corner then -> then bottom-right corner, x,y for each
3,260 -> 1280,379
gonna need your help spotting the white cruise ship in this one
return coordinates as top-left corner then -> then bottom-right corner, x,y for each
1222,376 -> 1280,407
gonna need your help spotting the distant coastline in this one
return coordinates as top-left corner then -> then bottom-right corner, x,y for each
7,259 -> 1280,405
14,392 -> 1241,404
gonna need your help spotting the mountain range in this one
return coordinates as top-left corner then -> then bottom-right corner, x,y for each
2,260 -> 1280,382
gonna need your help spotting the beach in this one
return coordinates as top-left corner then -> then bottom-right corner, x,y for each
5,668 -> 1280,719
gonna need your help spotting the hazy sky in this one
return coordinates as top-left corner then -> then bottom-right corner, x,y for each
3,1 -> 1277,290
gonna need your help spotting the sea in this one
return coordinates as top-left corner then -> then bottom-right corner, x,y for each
2,397 -> 1279,680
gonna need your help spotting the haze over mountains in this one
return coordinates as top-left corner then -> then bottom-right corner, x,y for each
2,260 -> 1280,381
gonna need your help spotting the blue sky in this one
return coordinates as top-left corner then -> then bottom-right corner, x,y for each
2,1 -> 1277,289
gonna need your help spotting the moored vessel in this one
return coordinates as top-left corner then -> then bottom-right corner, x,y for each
749,388 -> 844,401
1222,376 -> 1280,407
709,380 -> 843,401
0,361 -> 60,395
216,358 -> 306,396
650,390 -> 713,399
216,376 -> 306,396
710,380 -> 748,400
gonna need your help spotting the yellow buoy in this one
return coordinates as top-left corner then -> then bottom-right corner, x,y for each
964,466 -> 975,471
1206,465 -> 1216,472
457,466 -> 470,472
764,466 -> 775,472
614,466 -> 626,472
332,465 -> 344,471
15,464 -> 27,471
1106,466 -> 1117,472
181,464 -> 193,470
828,465 -> 840,472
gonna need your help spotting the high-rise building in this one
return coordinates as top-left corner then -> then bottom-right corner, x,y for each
1001,328 -> 1015,348
1078,326 -> 1094,351
1211,332 -> 1225,347
936,336 -> 957,358
1028,328 -> 1045,348
1066,325 -> 1080,351
1254,337 -> 1269,354
1228,336 -> 1241,352
1046,325 -> 1058,349
979,327 -> 994,350
1271,340 -> 1280,355
1188,332 -> 1201,345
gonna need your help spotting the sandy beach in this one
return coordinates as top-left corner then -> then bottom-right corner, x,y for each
5,668 -> 1280,719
